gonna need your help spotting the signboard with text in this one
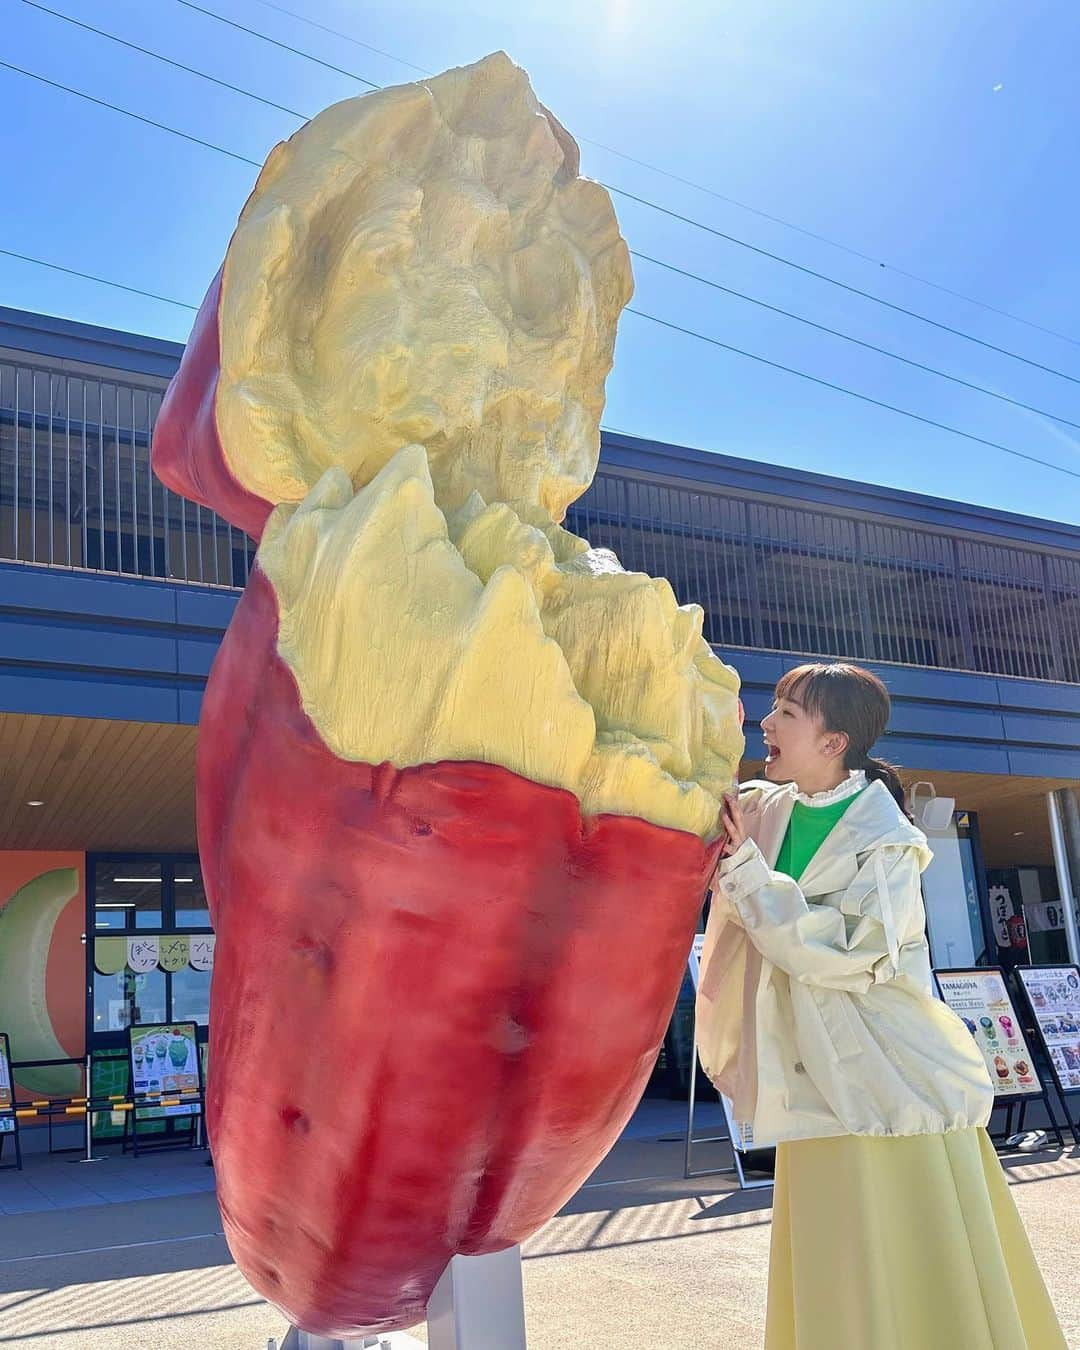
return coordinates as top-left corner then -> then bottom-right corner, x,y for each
1015,966 -> 1080,1095
127,1022 -> 202,1119
0,1033 -> 16,1138
935,968 -> 1044,1100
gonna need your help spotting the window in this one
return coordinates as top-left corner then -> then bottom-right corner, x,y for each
171,967 -> 211,1026
174,863 -> 209,928
94,861 -> 162,930
89,855 -> 213,1047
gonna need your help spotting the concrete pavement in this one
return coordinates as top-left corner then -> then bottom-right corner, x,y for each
0,1108 -> 1076,1349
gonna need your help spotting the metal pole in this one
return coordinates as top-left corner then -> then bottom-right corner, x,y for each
1047,791 -> 1080,966
70,1052 -> 106,1164
684,1025 -> 698,1179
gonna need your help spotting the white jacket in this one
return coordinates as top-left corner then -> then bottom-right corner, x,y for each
696,777 -> 994,1149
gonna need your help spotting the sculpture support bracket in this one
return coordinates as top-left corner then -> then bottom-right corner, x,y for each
277,1247 -> 527,1350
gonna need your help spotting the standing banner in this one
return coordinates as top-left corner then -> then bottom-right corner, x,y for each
128,1022 -> 203,1120
686,934 -> 773,1190
0,1031 -> 21,1170
934,968 -> 1045,1100
1015,965 -> 1080,1146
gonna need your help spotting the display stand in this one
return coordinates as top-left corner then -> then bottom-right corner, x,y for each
0,1033 -> 22,1173
125,1022 -> 205,1156
1015,964 -> 1080,1148
684,937 -> 773,1190
275,1248 -> 526,1350
934,968 -> 1065,1150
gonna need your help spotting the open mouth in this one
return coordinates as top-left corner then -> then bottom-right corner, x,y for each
764,740 -> 780,763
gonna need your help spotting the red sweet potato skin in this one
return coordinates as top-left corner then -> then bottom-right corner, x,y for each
199,567 -> 720,1335
151,269 -> 273,541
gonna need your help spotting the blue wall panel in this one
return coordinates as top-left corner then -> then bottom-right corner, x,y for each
1,563 -> 1077,783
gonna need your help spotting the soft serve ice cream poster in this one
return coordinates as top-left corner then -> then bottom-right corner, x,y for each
0,853 -> 85,1102
131,1025 -> 199,1097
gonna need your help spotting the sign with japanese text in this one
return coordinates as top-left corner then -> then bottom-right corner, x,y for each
935,968 -> 1044,1100
1016,966 -> 1080,1094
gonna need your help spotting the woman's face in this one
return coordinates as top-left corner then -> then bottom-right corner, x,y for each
760,695 -> 847,784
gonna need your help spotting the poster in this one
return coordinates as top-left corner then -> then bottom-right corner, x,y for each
935,969 -> 1043,1099
0,1032 -> 13,1113
1016,966 -> 1080,1093
128,1022 -> 202,1118
688,934 -> 756,1153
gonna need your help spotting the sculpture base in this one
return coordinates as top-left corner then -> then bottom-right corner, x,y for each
277,1247 -> 527,1350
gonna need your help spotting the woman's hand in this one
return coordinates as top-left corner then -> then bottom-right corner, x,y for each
720,791 -> 748,856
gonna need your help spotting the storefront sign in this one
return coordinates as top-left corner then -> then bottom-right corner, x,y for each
1024,902 -> 1080,936
94,934 -> 215,975
128,1022 -> 202,1118
935,968 -> 1044,1099
189,936 -> 216,971
127,937 -> 159,973
1016,966 -> 1080,1094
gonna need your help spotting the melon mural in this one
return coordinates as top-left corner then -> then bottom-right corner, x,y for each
0,854 -> 85,1100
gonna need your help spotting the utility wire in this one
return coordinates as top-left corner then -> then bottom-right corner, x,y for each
625,308 -> 1080,481
0,248 -> 198,309
21,1 -> 310,120
172,0 -> 380,89
22,2 -> 1080,427
0,59 -> 262,166
612,187 -> 1080,388
224,0 -> 1080,351
3,58 -> 1077,480
248,0 -> 431,75
165,0 -> 1080,388
632,252 -> 1080,431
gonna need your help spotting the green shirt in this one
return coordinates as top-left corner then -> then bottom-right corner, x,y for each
774,787 -> 866,882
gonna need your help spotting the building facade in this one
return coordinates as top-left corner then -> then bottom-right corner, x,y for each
2,303 -> 1079,1115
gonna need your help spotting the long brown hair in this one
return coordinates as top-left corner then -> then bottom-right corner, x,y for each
774,662 -> 907,812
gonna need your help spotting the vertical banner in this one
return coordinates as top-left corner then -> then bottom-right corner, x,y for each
935,968 -> 1044,1099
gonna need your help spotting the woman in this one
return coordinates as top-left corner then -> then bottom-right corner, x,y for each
696,662 -> 1064,1350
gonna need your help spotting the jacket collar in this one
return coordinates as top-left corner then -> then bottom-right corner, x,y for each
743,778 -> 931,896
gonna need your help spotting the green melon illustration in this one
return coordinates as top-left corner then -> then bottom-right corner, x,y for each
0,868 -> 82,1097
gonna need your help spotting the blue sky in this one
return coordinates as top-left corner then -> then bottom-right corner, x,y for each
3,0 -> 1079,521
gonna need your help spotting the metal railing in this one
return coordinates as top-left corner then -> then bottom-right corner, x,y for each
2,354 -> 1079,683
0,357 -> 255,588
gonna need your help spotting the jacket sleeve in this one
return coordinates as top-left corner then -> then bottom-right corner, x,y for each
713,838 -> 921,993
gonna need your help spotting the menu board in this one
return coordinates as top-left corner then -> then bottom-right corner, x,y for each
128,1022 -> 202,1118
1016,966 -> 1080,1094
935,969 -> 1044,1099
0,1032 -> 13,1113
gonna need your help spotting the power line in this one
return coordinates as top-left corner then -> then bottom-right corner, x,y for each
632,252 -> 1080,431
0,248 -> 198,309
625,308 -> 1080,481
27,1 -> 1080,420
248,0 -> 431,75
20,1 -> 310,121
172,0 -> 380,90
611,187 -> 1080,389
160,0 -> 1080,389
223,0 -> 1080,351
0,60 -> 262,167
4,57 -> 1077,480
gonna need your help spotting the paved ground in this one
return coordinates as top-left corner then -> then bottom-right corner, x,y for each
0,1104 -> 1076,1349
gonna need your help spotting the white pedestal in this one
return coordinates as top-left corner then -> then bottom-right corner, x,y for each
427,1248 -> 527,1350
278,1247 -> 527,1350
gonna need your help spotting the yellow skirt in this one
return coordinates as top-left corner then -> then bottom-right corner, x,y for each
766,1127 -> 1065,1350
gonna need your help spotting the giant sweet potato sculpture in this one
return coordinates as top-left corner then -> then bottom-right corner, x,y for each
153,52 -> 743,1338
